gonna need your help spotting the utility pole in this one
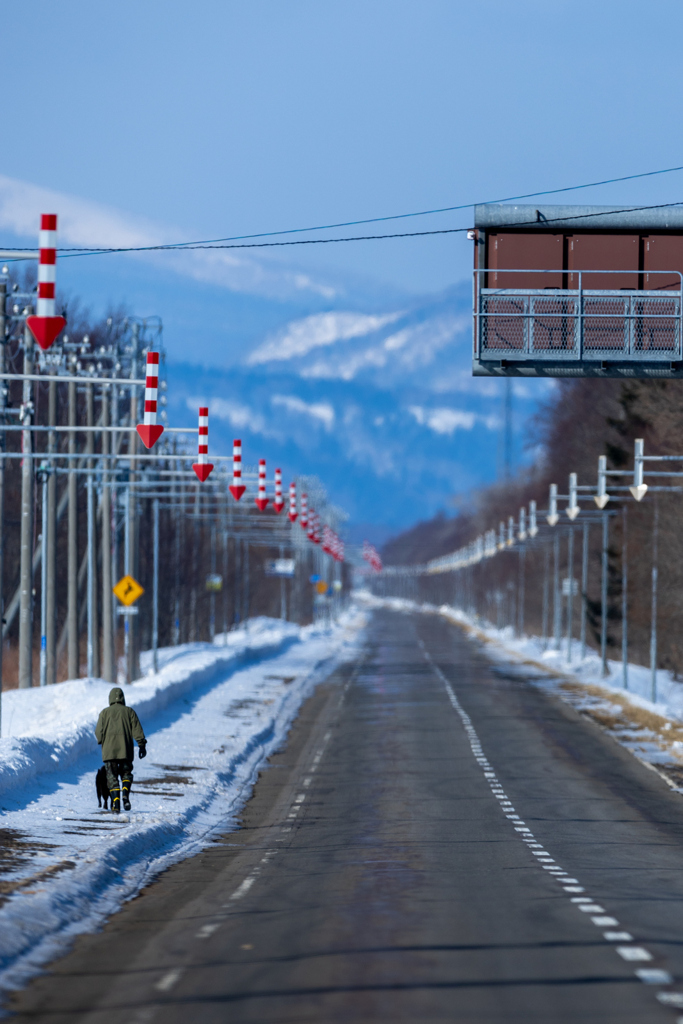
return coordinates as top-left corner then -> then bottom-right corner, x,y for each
39,463 -> 49,685
622,507 -> 628,691
67,370 -> 78,680
86,472 -> 95,678
152,497 -> 159,672
86,378 -> 99,677
222,521 -> 228,643
650,498 -> 659,702
601,512 -> 609,678
124,483 -> 131,681
101,387 -> 114,681
580,523 -> 589,660
18,324 -> 34,688
566,527 -> 574,664
552,532 -> 560,650
46,377 -> 57,685
209,519 -> 216,642
0,279 -> 6,722
127,322 -> 139,682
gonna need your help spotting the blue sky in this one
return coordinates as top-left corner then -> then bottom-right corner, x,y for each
6,0 -> 683,296
2,2 -> 682,532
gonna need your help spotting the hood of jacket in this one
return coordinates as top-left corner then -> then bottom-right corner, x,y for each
109,687 -> 126,706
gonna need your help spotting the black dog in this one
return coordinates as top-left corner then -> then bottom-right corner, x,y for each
96,766 -> 111,809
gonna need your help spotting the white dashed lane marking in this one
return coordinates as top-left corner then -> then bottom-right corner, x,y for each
418,636 -> 681,1007
155,969 -> 182,992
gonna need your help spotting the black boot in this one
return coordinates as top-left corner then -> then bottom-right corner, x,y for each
111,787 -> 121,813
122,781 -> 131,812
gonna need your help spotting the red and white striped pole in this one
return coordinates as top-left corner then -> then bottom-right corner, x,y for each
300,493 -> 308,530
229,439 -> 246,500
192,407 -> 214,481
273,468 -> 284,513
26,214 -> 66,351
307,509 -> 316,542
288,482 -> 297,523
255,459 -> 269,511
136,351 -> 164,448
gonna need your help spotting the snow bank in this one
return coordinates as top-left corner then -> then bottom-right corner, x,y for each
0,609 -> 365,1001
0,617 -> 300,796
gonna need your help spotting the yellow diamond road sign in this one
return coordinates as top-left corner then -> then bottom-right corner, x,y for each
113,575 -> 144,606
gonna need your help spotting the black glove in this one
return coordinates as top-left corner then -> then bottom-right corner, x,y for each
138,742 -> 147,760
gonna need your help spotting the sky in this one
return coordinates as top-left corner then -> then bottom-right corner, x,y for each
5,0 -> 683,297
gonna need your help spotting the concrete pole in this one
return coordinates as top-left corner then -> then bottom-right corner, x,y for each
650,498 -> 659,702
234,536 -> 241,626
18,326 -> 34,688
243,541 -> 249,623
0,280 -> 6,724
173,484 -> 181,645
86,382 -> 99,677
580,523 -> 589,660
541,543 -> 550,650
517,545 -> 525,638
601,512 -> 609,678
101,388 -> 114,681
124,484 -> 131,682
190,484 -> 199,641
67,376 -> 78,679
39,466 -> 48,686
552,532 -> 560,651
222,523 -> 228,644
111,378 -> 119,676
127,323 -> 139,682
622,506 -> 628,691
152,497 -> 159,672
86,473 -> 94,678
46,378 -> 57,686
566,527 -> 574,664
209,519 -> 216,643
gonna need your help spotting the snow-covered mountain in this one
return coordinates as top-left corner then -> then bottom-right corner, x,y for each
166,284 -> 549,536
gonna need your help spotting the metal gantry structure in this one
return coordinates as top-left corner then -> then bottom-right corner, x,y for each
366,437 -> 674,700
0,215 -> 348,729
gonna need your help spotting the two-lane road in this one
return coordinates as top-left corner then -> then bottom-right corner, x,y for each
12,608 -> 683,1022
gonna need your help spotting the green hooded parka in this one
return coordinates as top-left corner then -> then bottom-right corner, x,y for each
95,687 -> 146,761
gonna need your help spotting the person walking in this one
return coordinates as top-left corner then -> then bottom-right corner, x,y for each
95,687 -> 147,813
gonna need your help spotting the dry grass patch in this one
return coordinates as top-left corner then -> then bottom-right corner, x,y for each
559,680 -> 683,757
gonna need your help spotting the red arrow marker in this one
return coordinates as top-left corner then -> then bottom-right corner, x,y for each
136,352 -> 164,448
273,468 -> 284,513
26,315 -> 66,351
26,215 -> 66,351
137,424 -> 164,449
192,407 -> 213,482
255,459 -> 269,511
193,462 -> 214,482
229,439 -> 246,500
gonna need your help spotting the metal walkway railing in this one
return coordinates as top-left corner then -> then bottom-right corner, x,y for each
473,269 -> 683,376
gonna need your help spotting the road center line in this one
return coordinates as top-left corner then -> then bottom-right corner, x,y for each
418,635 -> 676,1004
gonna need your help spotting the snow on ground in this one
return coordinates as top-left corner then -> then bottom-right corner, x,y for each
0,609 -> 365,1002
358,590 -> 683,783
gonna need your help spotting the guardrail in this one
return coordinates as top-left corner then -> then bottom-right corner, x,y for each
473,269 -> 683,376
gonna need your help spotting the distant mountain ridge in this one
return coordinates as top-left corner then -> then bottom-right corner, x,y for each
166,284 -> 546,534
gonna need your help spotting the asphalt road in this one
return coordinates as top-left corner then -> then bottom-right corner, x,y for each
11,608 -> 683,1023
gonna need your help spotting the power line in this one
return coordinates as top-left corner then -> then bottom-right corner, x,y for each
4,170 -> 683,260
54,199 -> 683,258
48,161 -> 683,248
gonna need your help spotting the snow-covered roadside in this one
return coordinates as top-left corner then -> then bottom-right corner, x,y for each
359,591 -> 683,781
0,609 -> 365,1001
